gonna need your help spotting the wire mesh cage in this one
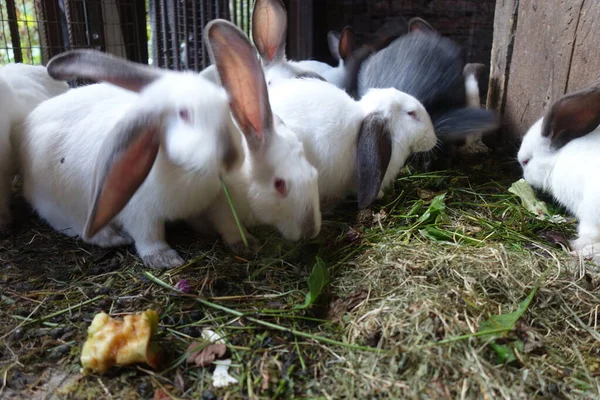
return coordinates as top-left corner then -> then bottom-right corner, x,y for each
0,0 -> 253,71
150,0 -> 253,71
0,0 -> 148,66
1,0 -> 495,86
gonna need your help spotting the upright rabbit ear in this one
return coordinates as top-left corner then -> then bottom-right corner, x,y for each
252,0 -> 288,65
408,17 -> 437,35
327,31 -> 341,61
47,49 -> 161,92
542,82 -> 600,149
356,112 -> 392,209
338,27 -> 356,62
206,19 -> 273,153
84,112 -> 163,238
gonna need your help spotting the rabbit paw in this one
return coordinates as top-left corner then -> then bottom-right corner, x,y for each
88,225 -> 134,247
142,249 -> 185,269
227,234 -> 259,258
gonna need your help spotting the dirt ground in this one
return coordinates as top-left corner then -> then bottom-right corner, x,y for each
1,151 -> 599,400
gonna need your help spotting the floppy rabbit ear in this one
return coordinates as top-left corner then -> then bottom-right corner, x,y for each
408,17 -> 437,35
542,82 -> 600,149
356,112 -> 392,209
252,0 -> 288,65
327,31 -> 341,61
84,113 -> 163,238
206,19 -> 274,153
47,49 -> 161,92
338,27 -> 356,62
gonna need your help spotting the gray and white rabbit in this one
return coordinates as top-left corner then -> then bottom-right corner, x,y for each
268,77 -> 437,209
358,17 -> 499,169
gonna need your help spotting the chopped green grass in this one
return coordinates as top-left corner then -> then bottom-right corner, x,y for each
0,150 -> 599,399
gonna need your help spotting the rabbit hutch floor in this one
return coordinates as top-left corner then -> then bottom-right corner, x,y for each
0,148 -> 599,400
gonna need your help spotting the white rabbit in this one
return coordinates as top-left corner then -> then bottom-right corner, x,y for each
0,63 -> 69,230
251,0 -> 402,97
251,0 -> 325,87
268,77 -> 437,209
12,20 -> 320,269
463,63 -> 486,108
295,27 -> 356,88
518,81 -> 600,259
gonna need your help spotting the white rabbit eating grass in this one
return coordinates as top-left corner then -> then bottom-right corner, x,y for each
11,20 -> 320,269
268,77 -> 437,209
0,63 -> 69,231
518,81 -> 600,260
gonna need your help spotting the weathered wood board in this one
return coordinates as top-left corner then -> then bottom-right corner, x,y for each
488,0 -> 600,151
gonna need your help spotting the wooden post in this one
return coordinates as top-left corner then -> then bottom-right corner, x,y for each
5,0 -> 23,63
283,0 -> 313,60
488,0 -> 600,152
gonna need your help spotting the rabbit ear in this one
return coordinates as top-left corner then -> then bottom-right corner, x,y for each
408,17 -> 437,35
84,113 -> 163,238
252,0 -> 288,65
327,31 -> 341,61
206,19 -> 274,152
338,27 -> 356,62
47,49 -> 161,92
356,112 -> 392,209
542,82 -> 600,149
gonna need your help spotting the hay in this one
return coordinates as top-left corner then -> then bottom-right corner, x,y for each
0,153 -> 599,399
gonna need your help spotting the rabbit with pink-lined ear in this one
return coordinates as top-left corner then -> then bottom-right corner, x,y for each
294,27 -> 356,86
203,19 -> 321,246
268,77 -> 437,209
12,20 -> 320,270
251,0 -> 325,86
0,63 -> 69,231
518,81 -> 600,260
251,0 -> 403,96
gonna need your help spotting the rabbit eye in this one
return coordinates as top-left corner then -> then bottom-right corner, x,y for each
179,108 -> 191,123
522,159 -> 530,166
274,178 -> 287,195
407,110 -> 417,118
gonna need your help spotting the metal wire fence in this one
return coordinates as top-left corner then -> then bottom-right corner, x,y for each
0,0 -> 253,70
0,0 -> 495,81
0,0 -> 149,66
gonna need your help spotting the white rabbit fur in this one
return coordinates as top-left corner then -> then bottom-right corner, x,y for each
295,30 -> 353,90
518,82 -> 600,258
12,21 -> 321,269
251,0 -> 357,90
0,63 -> 69,230
268,78 -> 437,208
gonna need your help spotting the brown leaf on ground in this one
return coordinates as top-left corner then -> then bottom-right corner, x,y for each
174,369 -> 185,393
538,230 -> 569,248
186,343 -> 227,367
328,290 -> 368,321
153,388 -> 172,400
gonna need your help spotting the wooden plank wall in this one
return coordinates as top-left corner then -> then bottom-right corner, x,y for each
487,0 -> 600,152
